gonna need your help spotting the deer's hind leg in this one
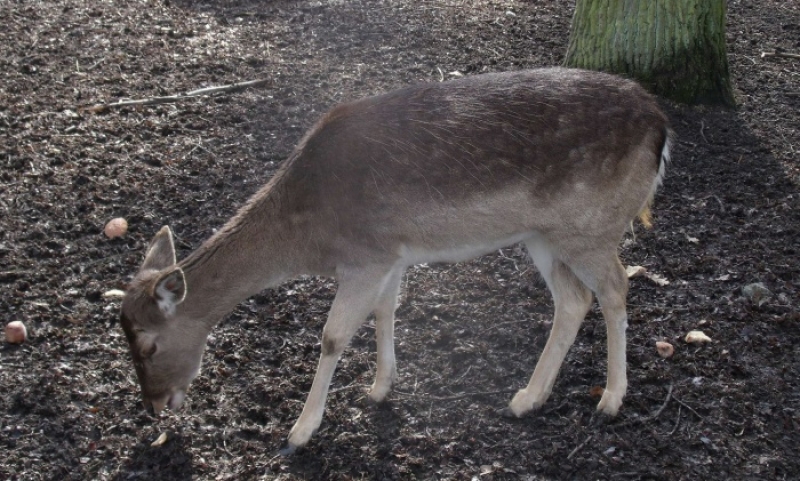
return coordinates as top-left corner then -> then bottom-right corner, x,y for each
566,251 -> 630,416
368,265 -> 404,403
507,238 -> 594,417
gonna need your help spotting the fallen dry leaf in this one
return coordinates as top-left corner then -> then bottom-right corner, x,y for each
626,265 -> 647,278
151,432 -> 168,447
644,272 -> 670,286
103,289 -> 126,299
589,385 -> 605,398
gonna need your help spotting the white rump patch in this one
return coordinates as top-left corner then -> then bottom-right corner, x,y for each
654,132 -> 672,191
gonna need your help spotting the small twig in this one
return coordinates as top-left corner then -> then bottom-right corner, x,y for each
669,404 -> 682,436
394,388 -> 515,402
498,248 -> 528,274
650,383 -> 673,420
609,383 -> 673,429
672,396 -> 705,421
452,365 -> 473,384
184,138 -> 215,160
0,270 -> 25,283
478,318 -> 534,335
761,50 -> 800,60
87,57 -> 106,71
699,120 -> 709,144
328,383 -> 370,395
543,400 -> 570,415
86,78 -> 272,112
183,79 -> 271,96
709,194 -> 725,213
222,429 -> 236,457
567,434 -> 593,460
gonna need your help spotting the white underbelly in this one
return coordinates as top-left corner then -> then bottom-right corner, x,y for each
397,231 -> 536,266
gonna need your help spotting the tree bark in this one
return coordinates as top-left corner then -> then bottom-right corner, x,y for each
564,0 -> 734,106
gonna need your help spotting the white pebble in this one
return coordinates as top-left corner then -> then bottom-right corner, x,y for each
685,330 -> 712,344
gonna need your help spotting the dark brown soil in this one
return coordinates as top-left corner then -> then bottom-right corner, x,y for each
1,1 -> 799,480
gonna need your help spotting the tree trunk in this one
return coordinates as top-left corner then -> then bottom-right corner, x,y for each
564,0 -> 734,106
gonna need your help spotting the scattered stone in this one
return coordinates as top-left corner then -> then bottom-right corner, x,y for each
104,217 -> 128,239
742,282 -> 772,305
685,330 -> 712,344
656,341 -> 674,358
5,321 -> 27,344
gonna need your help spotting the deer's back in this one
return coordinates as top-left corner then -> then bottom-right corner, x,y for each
271,68 -> 668,265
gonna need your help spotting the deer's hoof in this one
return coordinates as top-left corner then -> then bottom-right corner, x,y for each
278,442 -> 299,456
496,407 -> 519,419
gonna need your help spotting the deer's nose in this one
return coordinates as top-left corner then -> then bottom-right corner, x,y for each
167,390 -> 186,411
144,390 -> 185,414
143,395 -> 167,415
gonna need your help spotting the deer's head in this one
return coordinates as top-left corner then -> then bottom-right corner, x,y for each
119,226 -> 207,413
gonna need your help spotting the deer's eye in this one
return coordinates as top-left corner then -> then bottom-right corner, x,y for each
136,331 -> 158,359
139,341 -> 157,359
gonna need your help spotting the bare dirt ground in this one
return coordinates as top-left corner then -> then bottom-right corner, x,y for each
1,0 -> 798,479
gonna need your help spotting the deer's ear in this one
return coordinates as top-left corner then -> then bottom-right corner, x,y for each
149,267 -> 186,316
141,226 -> 176,272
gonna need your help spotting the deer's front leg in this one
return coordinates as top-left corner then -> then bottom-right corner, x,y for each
283,266 -> 391,454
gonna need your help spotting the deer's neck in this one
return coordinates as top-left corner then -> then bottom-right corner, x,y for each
175,179 -> 318,324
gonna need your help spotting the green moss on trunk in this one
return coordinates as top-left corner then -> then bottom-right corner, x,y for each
564,0 -> 734,106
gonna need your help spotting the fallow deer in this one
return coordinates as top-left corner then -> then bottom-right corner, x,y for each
119,67 -> 671,453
